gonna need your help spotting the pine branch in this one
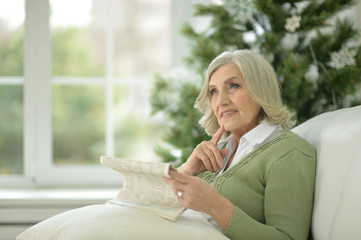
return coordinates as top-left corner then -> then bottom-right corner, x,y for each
256,0 -> 285,32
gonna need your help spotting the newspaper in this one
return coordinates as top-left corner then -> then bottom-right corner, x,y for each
100,156 -> 186,221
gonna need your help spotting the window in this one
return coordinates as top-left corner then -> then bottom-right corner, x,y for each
0,0 -> 187,187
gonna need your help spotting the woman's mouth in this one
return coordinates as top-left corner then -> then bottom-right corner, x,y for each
221,110 -> 237,119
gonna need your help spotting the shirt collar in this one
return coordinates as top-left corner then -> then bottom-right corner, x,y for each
219,121 -> 282,147
243,121 -> 281,145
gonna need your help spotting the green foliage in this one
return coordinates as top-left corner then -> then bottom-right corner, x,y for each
150,73 -> 207,165
277,53 -> 312,122
0,28 -> 23,76
0,26 -> 106,172
150,0 -> 361,164
0,86 -> 23,174
52,86 -> 105,164
52,27 -> 104,76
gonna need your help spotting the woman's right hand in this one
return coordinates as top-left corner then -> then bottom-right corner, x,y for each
178,126 -> 228,175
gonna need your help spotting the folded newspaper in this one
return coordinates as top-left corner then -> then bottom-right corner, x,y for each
100,156 -> 186,221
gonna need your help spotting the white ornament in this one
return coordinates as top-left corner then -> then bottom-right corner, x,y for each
243,31 -> 256,44
224,0 -> 255,24
281,33 -> 299,51
305,64 -> 319,89
285,15 -> 301,32
211,0 -> 224,5
282,3 -> 292,12
328,46 -> 357,69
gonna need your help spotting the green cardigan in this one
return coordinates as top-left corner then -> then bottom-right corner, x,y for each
197,128 -> 316,240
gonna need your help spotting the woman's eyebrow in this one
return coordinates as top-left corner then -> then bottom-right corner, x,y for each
209,76 -> 240,88
224,76 -> 240,84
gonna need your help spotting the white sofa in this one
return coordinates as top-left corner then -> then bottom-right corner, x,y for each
293,105 -> 361,240
17,106 -> 361,240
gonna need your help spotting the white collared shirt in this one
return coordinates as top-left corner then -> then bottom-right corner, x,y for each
217,121 -> 284,175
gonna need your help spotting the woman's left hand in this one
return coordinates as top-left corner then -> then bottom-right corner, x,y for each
163,170 -> 221,213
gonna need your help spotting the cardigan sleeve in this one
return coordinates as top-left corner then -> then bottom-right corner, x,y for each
224,148 -> 316,240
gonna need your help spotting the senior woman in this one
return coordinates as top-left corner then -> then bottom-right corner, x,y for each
164,50 -> 316,240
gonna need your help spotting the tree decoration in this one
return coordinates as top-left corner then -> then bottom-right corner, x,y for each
281,33 -> 299,51
328,45 -> 357,69
305,64 -> 319,89
285,15 -> 301,32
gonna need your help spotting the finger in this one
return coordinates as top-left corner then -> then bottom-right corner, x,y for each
207,143 -> 225,169
165,176 -> 188,199
201,147 -> 220,172
195,150 -> 213,172
211,125 -> 225,145
168,170 -> 194,184
221,148 -> 228,158
197,142 -> 223,171
163,176 -> 187,192
171,182 -> 187,193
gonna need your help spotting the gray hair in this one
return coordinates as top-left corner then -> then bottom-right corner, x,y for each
195,49 -> 295,136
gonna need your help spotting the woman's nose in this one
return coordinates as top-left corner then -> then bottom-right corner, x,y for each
217,90 -> 229,106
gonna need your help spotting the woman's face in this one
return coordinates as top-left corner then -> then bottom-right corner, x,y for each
209,63 -> 261,139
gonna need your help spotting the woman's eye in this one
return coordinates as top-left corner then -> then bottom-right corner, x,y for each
209,89 -> 217,95
230,83 -> 240,89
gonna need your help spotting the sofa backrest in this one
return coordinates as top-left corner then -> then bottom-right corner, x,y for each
292,106 -> 361,240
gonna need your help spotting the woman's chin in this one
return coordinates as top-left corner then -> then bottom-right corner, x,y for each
222,124 -> 239,134
220,121 -> 235,133
222,124 -> 231,132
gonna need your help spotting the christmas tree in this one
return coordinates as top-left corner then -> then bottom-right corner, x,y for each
150,0 -> 361,165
